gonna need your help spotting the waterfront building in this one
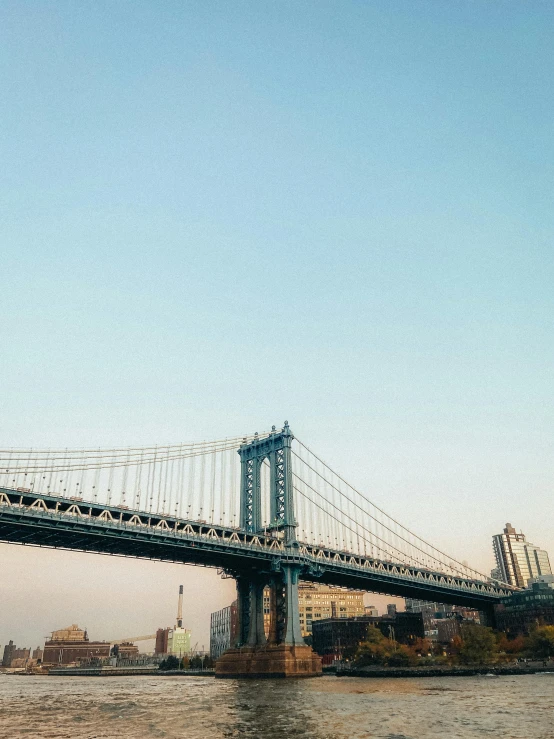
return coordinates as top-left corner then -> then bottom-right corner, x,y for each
495,580 -> 554,636
493,523 -> 552,587
32,647 -> 43,662
155,627 -> 170,655
404,599 -> 480,641
50,624 -> 87,642
1,644 -> 30,668
11,647 -> 30,663
210,601 -> 239,659
168,627 -> 191,656
298,583 -> 366,638
312,612 -> 424,662
42,625 -> 110,666
2,641 -> 15,667
167,584 -> 192,656
529,574 -> 554,586
114,642 -> 140,659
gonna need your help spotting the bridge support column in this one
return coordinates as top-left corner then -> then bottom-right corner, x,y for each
235,576 -> 251,647
216,567 -> 321,679
282,564 -> 304,645
246,578 -> 267,647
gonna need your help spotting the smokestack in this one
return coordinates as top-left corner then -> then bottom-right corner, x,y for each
177,585 -> 183,628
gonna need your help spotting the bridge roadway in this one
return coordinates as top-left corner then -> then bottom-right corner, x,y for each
0,487 -> 513,611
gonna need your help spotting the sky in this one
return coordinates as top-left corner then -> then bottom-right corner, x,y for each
1,1 -> 553,650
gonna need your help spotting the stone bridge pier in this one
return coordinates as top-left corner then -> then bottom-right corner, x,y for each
215,564 -> 321,678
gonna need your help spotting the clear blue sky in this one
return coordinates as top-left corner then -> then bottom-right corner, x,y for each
1,1 -> 553,647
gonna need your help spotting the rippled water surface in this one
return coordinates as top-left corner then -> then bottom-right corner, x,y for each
0,673 -> 553,739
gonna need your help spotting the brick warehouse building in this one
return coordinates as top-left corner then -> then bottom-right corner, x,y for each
42,625 -> 110,667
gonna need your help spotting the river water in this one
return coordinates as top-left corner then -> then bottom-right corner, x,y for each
0,673 -> 552,739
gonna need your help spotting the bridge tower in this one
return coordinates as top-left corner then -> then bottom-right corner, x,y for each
215,422 -> 322,678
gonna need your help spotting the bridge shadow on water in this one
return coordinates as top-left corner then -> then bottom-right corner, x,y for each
225,679 -> 324,739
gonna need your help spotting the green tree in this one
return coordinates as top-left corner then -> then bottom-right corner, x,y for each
526,626 -> 554,660
387,645 -> 418,667
457,624 -> 498,665
353,626 -> 391,667
159,655 -> 180,670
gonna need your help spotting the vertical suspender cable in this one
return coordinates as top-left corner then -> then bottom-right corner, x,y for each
135,450 -> 143,510
187,454 -> 196,521
121,449 -> 130,507
220,442 -> 227,525
198,447 -> 206,520
209,448 -> 216,524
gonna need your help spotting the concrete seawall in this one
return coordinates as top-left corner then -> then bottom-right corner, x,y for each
336,664 -> 554,678
48,667 -> 215,677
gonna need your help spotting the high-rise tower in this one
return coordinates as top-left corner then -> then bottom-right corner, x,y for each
493,523 -> 552,588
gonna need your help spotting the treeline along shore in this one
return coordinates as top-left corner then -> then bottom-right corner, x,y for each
334,664 -> 554,678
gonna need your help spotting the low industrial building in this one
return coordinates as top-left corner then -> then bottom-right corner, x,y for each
155,627 -> 170,655
312,612 -> 425,662
168,627 -> 191,656
153,586 -> 192,657
113,642 -> 140,659
42,625 -> 110,667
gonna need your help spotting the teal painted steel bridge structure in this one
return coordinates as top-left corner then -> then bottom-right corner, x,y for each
0,423 -> 514,647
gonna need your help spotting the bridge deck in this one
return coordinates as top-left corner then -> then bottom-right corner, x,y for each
0,487 -> 513,610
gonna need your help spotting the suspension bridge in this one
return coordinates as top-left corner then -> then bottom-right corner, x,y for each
0,422 -> 514,677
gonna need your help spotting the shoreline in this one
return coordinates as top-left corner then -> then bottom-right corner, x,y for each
335,665 -> 554,679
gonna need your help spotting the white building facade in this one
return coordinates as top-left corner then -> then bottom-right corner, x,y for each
493,523 -> 552,588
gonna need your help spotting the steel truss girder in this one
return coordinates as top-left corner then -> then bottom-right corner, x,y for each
0,486 -> 514,609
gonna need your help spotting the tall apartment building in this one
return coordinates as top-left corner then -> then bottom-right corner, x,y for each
210,601 -> 239,659
2,641 -> 15,667
493,523 -> 552,588
298,583 -> 365,637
